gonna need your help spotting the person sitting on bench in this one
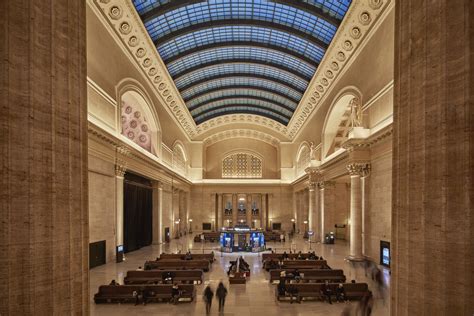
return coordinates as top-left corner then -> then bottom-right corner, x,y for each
109,279 -> 119,286
185,251 -> 193,260
309,251 -> 317,260
171,283 -> 180,304
297,251 -> 303,260
287,284 -> 299,304
282,251 -> 289,260
335,283 -> 346,302
163,271 -> 174,284
320,281 -> 333,304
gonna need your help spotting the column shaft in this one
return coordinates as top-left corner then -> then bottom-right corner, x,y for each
319,185 -> 325,243
0,1 -> 88,314
349,174 -> 363,260
152,182 -> 163,244
115,169 -> 125,247
393,0 -> 474,313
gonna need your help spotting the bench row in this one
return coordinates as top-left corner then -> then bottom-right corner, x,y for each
276,283 -> 371,302
144,259 -> 210,272
94,284 -> 196,304
263,259 -> 330,271
269,269 -> 346,283
124,270 -> 203,285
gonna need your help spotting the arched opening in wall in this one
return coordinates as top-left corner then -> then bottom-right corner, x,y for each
121,90 -> 160,155
172,142 -> 187,176
322,89 -> 362,159
296,142 -> 311,177
222,151 -> 263,179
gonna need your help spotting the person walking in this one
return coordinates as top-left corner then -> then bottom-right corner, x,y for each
216,281 -> 228,313
203,285 -> 214,314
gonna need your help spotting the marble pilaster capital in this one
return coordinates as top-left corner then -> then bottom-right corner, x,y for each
318,180 -> 336,190
115,164 -> 126,177
346,162 -> 371,177
152,181 -> 163,190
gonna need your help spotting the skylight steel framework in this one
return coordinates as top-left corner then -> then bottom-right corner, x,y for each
133,0 -> 351,125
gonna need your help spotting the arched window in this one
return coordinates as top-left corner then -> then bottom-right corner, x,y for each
120,89 -> 160,155
322,88 -> 362,158
296,144 -> 311,176
172,143 -> 187,175
222,152 -> 263,178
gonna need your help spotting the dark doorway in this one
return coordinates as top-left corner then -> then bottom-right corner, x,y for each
89,240 -> 106,269
123,172 -> 153,253
165,227 -> 170,243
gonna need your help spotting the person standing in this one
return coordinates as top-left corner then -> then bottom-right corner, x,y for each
216,282 -> 228,313
203,285 -> 214,314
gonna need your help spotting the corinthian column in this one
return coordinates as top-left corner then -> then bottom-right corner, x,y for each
115,164 -> 126,248
308,183 -> 317,237
152,182 -> 163,244
346,163 -> 370,261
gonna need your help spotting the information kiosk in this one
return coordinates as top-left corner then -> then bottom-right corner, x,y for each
220,225 -> 265,253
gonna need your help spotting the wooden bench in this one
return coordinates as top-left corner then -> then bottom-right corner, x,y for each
124,270 -> 204,285
229,272 -> 246,284
144,259 -> 210,272
264,259 -> 329,271
94,284 -> 196,304
262,253 -> 315,263
275,283 -> 371,302
194,232 -> 220,242
269,269 -> 346,283
159,253 -> 214,263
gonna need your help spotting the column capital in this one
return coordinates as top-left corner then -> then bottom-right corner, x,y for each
115,164 -> 126,177
346,162 -> 371,177
318,180 -> 336,190
152,181 -> 163,190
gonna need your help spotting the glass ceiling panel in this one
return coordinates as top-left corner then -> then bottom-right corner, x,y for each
302,0 -> 351,20
134,0 -> 171,15
191,98 -> 294,117
187,88 -> 297,109
144,0 -> 337,44
168,47 -> 315,79
158,26 -> 325,64
174,63 -> 309,92
181,77 -> 303,102
132,0 -> 352,126
194,106 -> 290,124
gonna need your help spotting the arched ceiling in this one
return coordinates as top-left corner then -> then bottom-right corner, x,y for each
133,0 -> 352,126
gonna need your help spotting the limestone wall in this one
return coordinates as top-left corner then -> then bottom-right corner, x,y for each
366,140 -> 392,262
88,153 -> 116,263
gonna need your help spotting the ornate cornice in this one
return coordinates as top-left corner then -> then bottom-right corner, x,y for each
287,0 -> 393,139
203,129 -> 280,148
88,0 -> 392,141
195,114 -> 289,140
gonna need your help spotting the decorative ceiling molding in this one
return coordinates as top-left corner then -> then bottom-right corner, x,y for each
90,0 -> 392,141
286,0 -> 393,140
203,129 -> 280,148
89,0 -> 198,138
195,114 -> 289,140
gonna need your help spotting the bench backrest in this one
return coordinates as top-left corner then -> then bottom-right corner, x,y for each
144,260 -> 209,270
96,284 -> 195,296
281,260 -> 328,269
263,253 -> 315,261
125,270 -> 203,279
159,253 -> 214,262
283,282 -> 369,294
270,269 -> 344,278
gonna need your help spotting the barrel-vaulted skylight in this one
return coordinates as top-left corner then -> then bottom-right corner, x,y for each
133,0 -> 352,126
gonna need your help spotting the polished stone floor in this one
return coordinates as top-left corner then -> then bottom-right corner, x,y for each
90,234 -> 390,315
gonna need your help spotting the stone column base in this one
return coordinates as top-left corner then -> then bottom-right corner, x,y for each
346,255 -> 365,262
